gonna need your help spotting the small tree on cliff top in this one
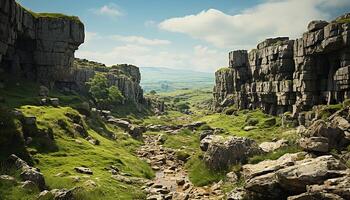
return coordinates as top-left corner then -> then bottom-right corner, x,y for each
87,73 -> 124,108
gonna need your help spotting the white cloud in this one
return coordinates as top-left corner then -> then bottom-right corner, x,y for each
110,35 -> 171,46
76,41 -> 226,72
159,0 -> 350,49
92,3 -> 123,17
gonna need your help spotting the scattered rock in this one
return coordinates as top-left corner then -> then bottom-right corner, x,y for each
299,137 -> 329,153
9,154 -> 46,191
21,180 -> 37,191
49,98 -> 60,107
0,175 -> 17,185
74,167 -> 93,175
226,171 -> 238,183
243,126 -> 257,131
259,139 -> 289,153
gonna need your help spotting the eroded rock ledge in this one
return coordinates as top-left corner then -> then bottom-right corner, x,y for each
214,13 -> 350,116
0,0 -> 84,86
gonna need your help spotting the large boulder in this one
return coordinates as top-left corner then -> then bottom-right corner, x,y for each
204,137 -> 262,170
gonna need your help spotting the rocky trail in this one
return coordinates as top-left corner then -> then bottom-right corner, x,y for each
137,134 -> 225,200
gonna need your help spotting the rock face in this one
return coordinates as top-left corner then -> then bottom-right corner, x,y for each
0,0 -> 84,86
204,136 -> 262,170
214,13 -> 350,115
71,59 -> 144,104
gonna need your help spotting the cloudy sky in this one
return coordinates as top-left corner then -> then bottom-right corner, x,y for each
18,0 -> 350,72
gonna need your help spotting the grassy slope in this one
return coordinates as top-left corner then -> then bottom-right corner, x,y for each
0,80 -> 154,199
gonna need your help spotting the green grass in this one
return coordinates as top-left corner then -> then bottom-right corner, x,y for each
248,145 -> 302,164
336,18 -> 350,24
197,110 -> 296,143
216,67 -> 231,73
163,129 -> 199,152
185,155 -> 227,186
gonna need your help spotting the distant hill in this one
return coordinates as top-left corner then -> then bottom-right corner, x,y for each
140,67 -> 214,92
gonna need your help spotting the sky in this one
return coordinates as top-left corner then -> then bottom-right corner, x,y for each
18,0 -> 350,72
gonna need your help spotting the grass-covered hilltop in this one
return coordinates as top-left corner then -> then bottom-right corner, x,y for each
1,0 -> 350,199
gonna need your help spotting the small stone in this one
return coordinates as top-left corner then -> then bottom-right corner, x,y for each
49,98 -> 59,107
74,167 -> 93,175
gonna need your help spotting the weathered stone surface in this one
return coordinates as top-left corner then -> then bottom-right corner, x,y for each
299,137 -> 329,152
259,139 -> 288,152
213,13 -> 350,116
204,136 -> 262,170
241,154 -> 349,200
0,0 -> 84,86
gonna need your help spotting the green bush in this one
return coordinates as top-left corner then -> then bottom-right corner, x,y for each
175,102 -> 190,111
87,73 -> 124,108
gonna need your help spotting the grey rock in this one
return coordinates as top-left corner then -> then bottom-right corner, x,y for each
74,167 -> 93,175
299,137 -> 329,152
204,136 -> 262,170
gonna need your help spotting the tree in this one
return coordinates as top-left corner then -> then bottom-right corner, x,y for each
87,73 -> 125,108
149,90 -> 157,95
108,86 -> 124,104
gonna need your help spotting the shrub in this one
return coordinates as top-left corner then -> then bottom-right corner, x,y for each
86,73 -> 124,108
175,102 -> 190,112
108,86 -> 124,104
149,90 -> 157,95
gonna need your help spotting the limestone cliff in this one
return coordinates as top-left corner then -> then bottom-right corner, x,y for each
214,13 -> 350,116
0,0 -> 146,105
0,0 -> 84,86
72,58 -> 144,104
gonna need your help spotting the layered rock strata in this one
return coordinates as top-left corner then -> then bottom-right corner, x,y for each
72,58 -> 144,104
214,13 -> 350,115
0,0 -> 84,86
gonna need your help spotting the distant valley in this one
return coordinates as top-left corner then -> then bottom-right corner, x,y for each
140,67 -> 214,92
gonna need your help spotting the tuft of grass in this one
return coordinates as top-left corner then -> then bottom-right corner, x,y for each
185,155 -> 226,186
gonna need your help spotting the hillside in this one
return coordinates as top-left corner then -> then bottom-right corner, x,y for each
140,67 -> 214,92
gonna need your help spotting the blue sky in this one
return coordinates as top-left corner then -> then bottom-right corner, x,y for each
18,0 -> 350,72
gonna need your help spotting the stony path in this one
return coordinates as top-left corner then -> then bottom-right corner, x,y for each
137,135 -> 225,200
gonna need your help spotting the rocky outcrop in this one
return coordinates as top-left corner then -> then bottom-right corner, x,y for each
71,58 -> 144,104
214,13 -> 350,116
0,0 -> 84,86
237,153 -> 349,200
